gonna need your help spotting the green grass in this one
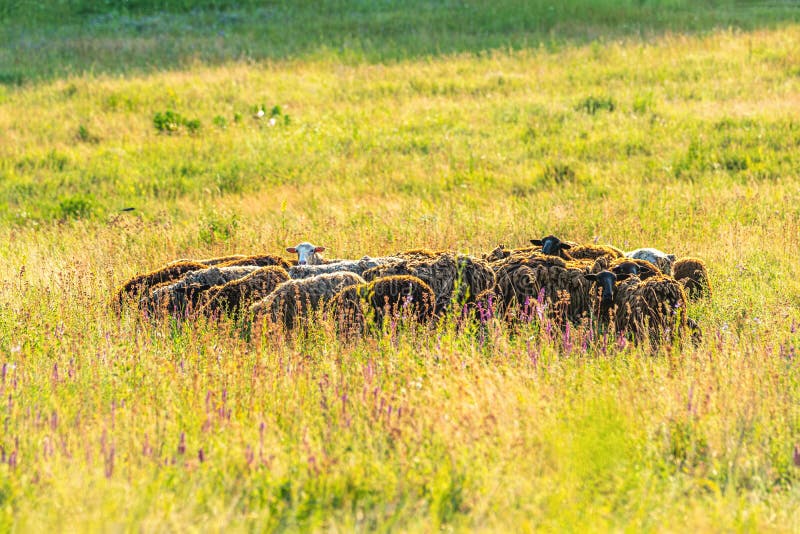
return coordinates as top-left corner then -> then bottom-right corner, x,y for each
2,1 -> 800,530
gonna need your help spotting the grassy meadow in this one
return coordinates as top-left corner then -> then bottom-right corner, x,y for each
3,0 -> 800,530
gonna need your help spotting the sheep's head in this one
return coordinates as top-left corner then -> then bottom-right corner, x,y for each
286,242 -> 325,265
613,260 -> 658,279
611,261 -> 640,277
585,270 -> 629,307
530,235 -> 570,256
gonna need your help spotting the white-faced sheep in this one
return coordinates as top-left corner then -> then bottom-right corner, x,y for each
530,235 -> 624,261
142,265 -> 263,317
250,271 -> 365,331
286,241 -> 326,266
672,257 -> 711,300
362,252 -> 495,314
331,275 -> 436,337
114,260 -> 207,308
584,270 -> 690,344
196,266 -> 290,316
624,248 -> 676,275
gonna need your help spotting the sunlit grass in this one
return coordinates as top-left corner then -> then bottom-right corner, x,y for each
2,1 -> 800,530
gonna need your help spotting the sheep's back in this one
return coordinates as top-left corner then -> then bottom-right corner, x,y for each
672,257 -> 711,299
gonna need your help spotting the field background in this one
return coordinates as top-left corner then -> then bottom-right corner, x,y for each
2,0 -> 800,530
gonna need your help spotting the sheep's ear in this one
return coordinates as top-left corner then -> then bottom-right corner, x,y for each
314,246 -> 326,253
530,239 -> 543,246
286,247 -> 297,253
584,274 -> 598,281
560,243 -> 572,250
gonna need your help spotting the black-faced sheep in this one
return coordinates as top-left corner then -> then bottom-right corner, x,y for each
114,260 -> 207,307
530,235 -> 624,261
286,241 -> 326,266
624,248 -> 676,275
672,257 -> 711,300
331,275 -> 436,336
196,266 -> 290,316
362,253 -> 495,314
142,265 -> 262,317
250,272 -> 364,331
584,270 -> 690,344
596,257 -> 660,279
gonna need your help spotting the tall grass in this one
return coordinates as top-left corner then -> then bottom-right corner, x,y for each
2,1 -> 800,530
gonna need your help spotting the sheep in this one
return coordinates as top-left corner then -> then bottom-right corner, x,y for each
394,248 -> 448,261
584,270 -> 690,344
331,275 -> 436,336
142,265 -> 262,317
600,257 -> 660,279
170,254 -> 248,266
483,244 -> 540,266
454,255 -> 497,306
530,235 -> 624,261
195,266 -> 290,316
250,272 -> 365,331
217,254 -> 291,269
114,260 -> 207,307
493,255 -> 595,324
672,257 -> 711,300
288,256 -> 400,280
362,253 -> 495,314
286,241 -> 326,265
483,244 -> 513,264
624,248 -> 676,275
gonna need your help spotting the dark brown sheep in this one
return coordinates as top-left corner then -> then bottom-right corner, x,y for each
585,270 -> 691,345
142,266 -> 262,317
250,272 -> 365,331
363,253 -> 495,314
672,257 -> 711,300
493,255 -> 596,323
530,235 -> 623,262
601,257 -> 660,279
331,275 -> 436,336
113,261 -> 207,308
216,254 -> 291,269
196,266 -> 290,316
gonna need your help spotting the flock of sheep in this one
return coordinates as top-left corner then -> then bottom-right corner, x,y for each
115,236 -> 711,344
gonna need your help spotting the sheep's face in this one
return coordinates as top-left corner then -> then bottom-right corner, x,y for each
585,270 -> 628,306
611,261 -> 640,277
287,242 -> 325,265
530,235 -> 570,256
